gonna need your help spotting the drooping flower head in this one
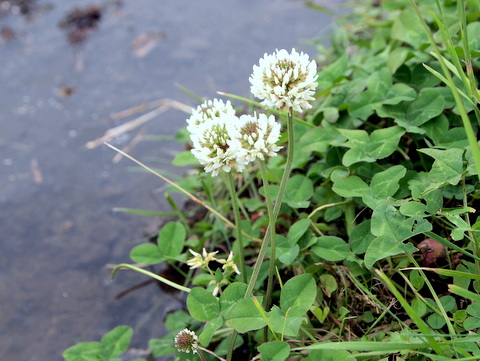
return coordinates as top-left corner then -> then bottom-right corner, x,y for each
236,113 -> 282,162
250,48 -> 318,112
186,98 -> 236,134
174,328 -> 199,354
190,115 -> 247,176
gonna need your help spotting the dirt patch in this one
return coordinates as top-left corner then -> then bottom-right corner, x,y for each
58,5 -> 103,44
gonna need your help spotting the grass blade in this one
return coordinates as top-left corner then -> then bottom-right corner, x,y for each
376,269 -> 444,355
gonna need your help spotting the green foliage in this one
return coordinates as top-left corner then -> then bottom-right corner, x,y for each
312,236 -> 351,262
130,221 -> 186,264
63,326 -> 132,361
280,274 -> 316,317
65,0 -> 480,360
284,174 -> 314,208
187,287 -> 220,321
258,341 -> 290,361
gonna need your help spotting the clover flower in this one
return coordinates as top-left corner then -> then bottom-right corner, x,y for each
190,115 -> 248,176
236,113 -> 282,162
218,251 -> 241,275
186,249 -> 204,269
211,282 -> 222,297
186,248 -> 219,269
186,98 -> 236,134
250,48 -> 318,112
201,248 -> 219,265
174,328 -> 199,354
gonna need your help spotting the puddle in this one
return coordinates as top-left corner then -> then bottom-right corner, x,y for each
0,1 -> 346,360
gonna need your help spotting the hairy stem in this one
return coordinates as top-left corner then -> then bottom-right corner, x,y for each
226,109 -> 295,361
226,172 -> 247,283
246,109 -> 295,297
260,159 -> 276,341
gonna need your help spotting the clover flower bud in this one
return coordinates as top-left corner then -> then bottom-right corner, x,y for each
174,328 -> 199,354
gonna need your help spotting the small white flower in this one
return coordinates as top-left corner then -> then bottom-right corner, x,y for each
186,98 -> 235,134
250,48 -> 318,112
218,251 -> 241,275
190,115 -> 248,176
211,283 -> 221,296
174,328 -> 199,354
236,113 -> 282,162
202,248 -> 219,264
186,248 -> 219,269
186,249 -> 204,269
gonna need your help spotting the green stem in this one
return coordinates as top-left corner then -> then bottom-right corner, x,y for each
245,109 -> 295,297
259,159 -> 276,340
344,201 -> 357,237
165,192 -> 190,231
226,109 -> 296,361
198,346 -> 226,361
110,263 -> 191,293
225,330 -> 237,361
226,172 -> 247,283
196,348 -> 209,361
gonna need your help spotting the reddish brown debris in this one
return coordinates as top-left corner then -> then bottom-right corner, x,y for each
417,238 -> 446,266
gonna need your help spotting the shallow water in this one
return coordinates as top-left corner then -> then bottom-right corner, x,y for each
0,1 -> 345,360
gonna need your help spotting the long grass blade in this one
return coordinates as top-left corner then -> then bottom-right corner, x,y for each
448,284 -> 480,302
424,231 -> 480,262
401,267 -> 480,280
376,269 -> 444,355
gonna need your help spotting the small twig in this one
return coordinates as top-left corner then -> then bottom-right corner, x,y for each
30,158 -> 43,184
112,98 -> 192,120
308,201 -> 348,219
86,104 -> 169,149
198,347 -> 226,361
109,99 -> 167,120
86,99 -> 192,149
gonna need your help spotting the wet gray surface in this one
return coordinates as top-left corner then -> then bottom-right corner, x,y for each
0,1 -> 345,360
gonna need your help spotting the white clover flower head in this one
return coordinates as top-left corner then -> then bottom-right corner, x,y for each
190,115 -> 248,176
237,113 -> 282,162
186,98 -> 235,134
250,48 -> 318,112
174,328 -> 199,354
